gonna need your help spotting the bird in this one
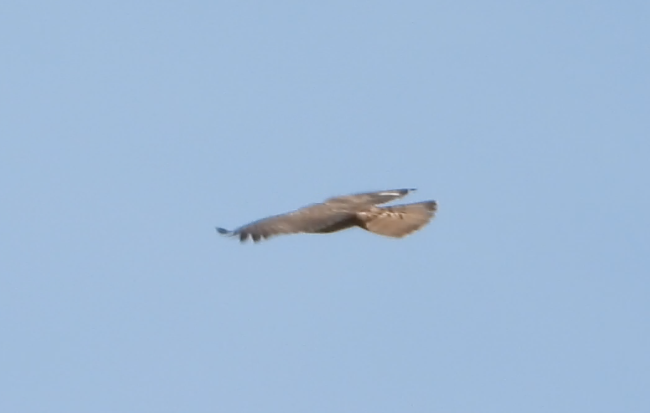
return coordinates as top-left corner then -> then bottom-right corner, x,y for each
216,188 -> 437,243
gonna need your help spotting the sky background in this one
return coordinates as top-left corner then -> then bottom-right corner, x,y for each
2,1 -> 649,412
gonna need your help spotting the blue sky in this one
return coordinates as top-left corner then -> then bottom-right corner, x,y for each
2,1 -> 649,412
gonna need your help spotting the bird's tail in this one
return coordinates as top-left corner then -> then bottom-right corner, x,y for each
360,201 -> 437,238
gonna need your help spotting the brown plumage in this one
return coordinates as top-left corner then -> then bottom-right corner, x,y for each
216,188 -> 437,243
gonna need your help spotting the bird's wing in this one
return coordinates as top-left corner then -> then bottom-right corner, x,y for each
216,203 -> 355,243
356,201 -> 438,238
324,188 -> 416,206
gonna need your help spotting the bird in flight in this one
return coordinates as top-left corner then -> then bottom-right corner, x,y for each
216,188 -> 437,243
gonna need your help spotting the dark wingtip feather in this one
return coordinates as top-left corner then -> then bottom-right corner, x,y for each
391,188 -> 416,194
216,227 -> 231,235
394,188 -> 417,196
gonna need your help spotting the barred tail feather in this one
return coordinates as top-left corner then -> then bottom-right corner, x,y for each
359,201 -> 437,238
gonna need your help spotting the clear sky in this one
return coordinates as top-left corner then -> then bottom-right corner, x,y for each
2,1 -> 649,412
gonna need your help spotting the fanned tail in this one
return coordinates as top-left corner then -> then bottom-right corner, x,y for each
357,201 -> 437,238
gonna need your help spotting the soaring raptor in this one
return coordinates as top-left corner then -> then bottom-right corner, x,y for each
216,188 -> 437,243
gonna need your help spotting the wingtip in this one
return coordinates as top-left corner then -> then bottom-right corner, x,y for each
381,188 -> 416,196
216,227 -> 231,235
398,188 -> 417,196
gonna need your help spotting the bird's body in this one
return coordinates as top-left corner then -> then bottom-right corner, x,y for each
216,188 -> 437,243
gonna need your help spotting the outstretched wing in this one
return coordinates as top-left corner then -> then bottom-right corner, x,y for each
324,188 -> 416,206
216,203 -> 357,243
356,201 -> 438,238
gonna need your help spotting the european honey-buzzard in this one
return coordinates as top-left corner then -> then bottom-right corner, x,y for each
216,188 -> 437,243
